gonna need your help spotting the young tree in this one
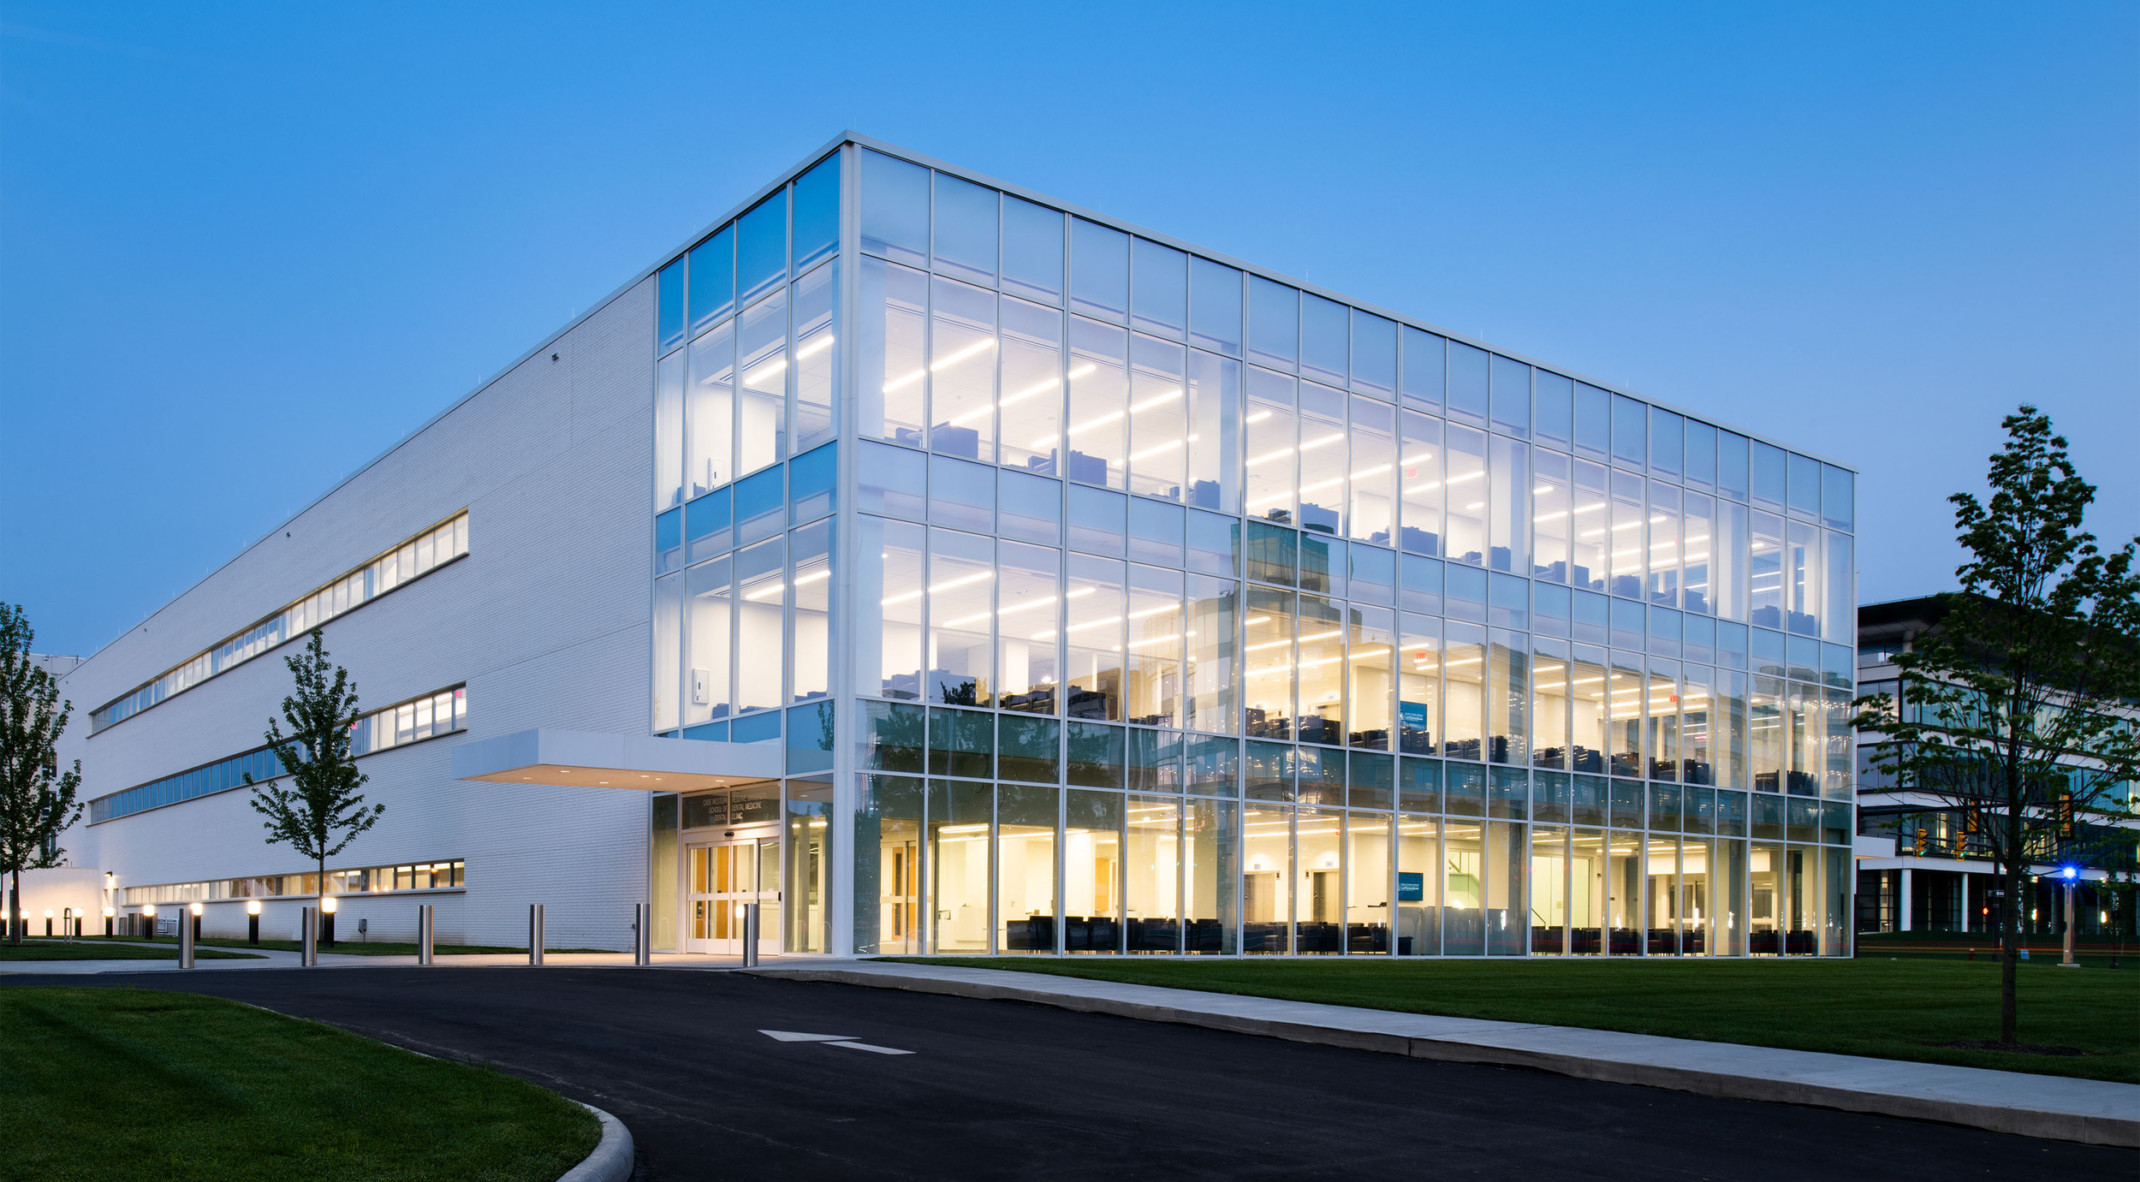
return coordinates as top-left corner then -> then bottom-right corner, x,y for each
1855,406 -> 2139,1044
0,604 -> 84,946
245,630 -> 383,931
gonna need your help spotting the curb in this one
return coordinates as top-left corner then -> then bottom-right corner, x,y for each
751,966 -> 2140,1149
557,1102 -> 634,1182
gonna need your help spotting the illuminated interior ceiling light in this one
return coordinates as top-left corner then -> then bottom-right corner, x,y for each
743,356 -> 788,386
1298,432 -> 1344,452
790,568 -> 831,588
1244,409 -> 1273,424
1130,387 -> 1182,412
882,367 -> 927,394
743,584 -> 785,602
930,337 -> 997,373
794,333 -> 836,360
1533,510 -> 1568,522
1464,501 -> 1485,511
1245,445 -> 1295,467
1129,439 -> 1185,462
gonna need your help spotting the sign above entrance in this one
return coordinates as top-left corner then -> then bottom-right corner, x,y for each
451,727 -> 782,792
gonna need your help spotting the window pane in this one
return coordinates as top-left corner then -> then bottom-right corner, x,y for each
1535,371 -> 1573,453
1574,382 -> 1610,462
687,322 -> 734,498
1611,395 -> 1646,470
1128,335 -> 1188,501
859,257 -> 927,446
1490,355 -> 1530,438
734,538 -> 784,712
1444,424 -> 1488,565
999,469 -> 1062,546
1002,195 -> 1064,306
928,276 -> 997,461
1186,350 -> 1239,514
1245,367 -> 1297,526
1718,431 -> 1750,502
790,520 -> 832,703
1488,436 -> 1528,573
738,289 -> 788,476
1349,396 -> 1396,547
1297,383 -> 1346,536
1066,554 -> 1127,720
1443,621 -> 1485,760
688,225 -> 734,336
1401,327 -> 1443,413
1351,310 -> 1396,398
1609,470 -> 1646,598
792,260 -> 837,454
1001,785 -> 1060,952
1682,493 -> 1714,616
735,465 -> 783,548
1787,452 -> 1822,519
929,454 -> 995,534
928,527 -> 995,706
791,154 -> 839,271
1533,448 -> 1571,583
1398,411 -> 1442,557
1651,410 -> 1683,481
932,173 -> 999,287
1244,585 -> 1295,740
858,515 -> 924,699
1129,498 -> 1184,568
1067,317 -> 1128,488
1126,564 -> 1184,727
658,260 -> 684,354
1068,483 -> 1125,556
1189,257 -> 1242,356
1186,574 -> 1238,734
1822,465 -> 1853,532
1131,239 -> 1187,339
998,295 -> 1064,473
860,149 -> 928,267
656,351 -> 683,512
1448,342 -> 1488,426
1752,441 -> 1786,510
737,193 -> 786,304
1649,483 -> 1681,608
998,541 -> 1062,715
1301,293 -> 1348,386
1684,421 -> 1717,493
1247,276 -> 1297,370
654,573 -> 680,731
1349,604 -> 1395,750
1071,218 -> 1129,323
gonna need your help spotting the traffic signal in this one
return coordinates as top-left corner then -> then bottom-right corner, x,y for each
2056,792 -> 2074,839
1914,827 -> 1928,856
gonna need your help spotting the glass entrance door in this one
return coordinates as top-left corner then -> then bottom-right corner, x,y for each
686,838 -> 781,956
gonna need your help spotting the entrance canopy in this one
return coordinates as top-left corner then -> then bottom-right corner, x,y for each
451,728 -> 781,792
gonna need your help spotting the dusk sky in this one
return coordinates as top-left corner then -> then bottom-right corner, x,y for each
4,2 -> 2134,659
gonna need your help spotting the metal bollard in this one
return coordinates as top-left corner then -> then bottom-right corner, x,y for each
179,914 -> 196,970
632,902 -> 652,966
741,903 -> 760,967
417,904 -> 435,966
528,904 -> 545,966
300,907 -> 319,967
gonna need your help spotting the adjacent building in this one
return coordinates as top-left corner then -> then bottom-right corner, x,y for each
54,134 -> 1861,958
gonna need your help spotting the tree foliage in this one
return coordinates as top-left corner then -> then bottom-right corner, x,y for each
245,631 -> 383,904
1854,405 -> 2139,1042
0,603 -> 85,945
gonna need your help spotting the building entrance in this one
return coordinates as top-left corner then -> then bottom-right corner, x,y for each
686,837 -> 780,956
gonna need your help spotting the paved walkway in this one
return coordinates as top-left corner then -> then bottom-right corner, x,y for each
0,947 -> 759,974
753,960 -> 2140,1148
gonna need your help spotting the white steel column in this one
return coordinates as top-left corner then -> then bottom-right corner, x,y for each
1899,866 -> 1913,932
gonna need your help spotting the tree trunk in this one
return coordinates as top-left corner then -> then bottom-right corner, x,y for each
1999,856 -> 2020,1044
8,869 -> 19,946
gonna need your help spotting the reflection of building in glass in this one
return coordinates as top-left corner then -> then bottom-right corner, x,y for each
57,135 -> 1861,957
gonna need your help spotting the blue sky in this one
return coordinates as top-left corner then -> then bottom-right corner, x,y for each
3,2 -> 2134,658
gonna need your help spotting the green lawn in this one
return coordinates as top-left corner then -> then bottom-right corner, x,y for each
0,988 -> 598,1182
895,956 -> 2140,1082
0,940 -> 259,962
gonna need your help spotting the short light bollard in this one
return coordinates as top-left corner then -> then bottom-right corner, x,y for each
300,907 -> 319,967
179,913 -> 196,970
633,903 -> 652,966
741,903 -> 760,968
417,904 -> 435,966
528,903 -> 546,966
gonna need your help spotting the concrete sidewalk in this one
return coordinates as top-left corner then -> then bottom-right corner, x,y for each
753,960 -> 2140,1148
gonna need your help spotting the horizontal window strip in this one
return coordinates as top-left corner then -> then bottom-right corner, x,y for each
122,859 -> 466,906
88,685 -> 467,824
90,513 -> 469,734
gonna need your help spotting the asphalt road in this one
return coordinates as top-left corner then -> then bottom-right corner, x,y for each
7,967 -> 2126,1180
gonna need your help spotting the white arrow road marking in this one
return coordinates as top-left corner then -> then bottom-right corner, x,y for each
826,1041 -> 914,1055
760,1030 -> 857,1042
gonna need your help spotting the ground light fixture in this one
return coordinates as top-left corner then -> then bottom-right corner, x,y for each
321,895 -> 338,948
245,897 -> 262,944
102,904 -> 115,938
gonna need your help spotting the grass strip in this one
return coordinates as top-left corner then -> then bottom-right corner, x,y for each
0,987 -> 598,1181
891,956 -> 2140,1082
96,936 -> 611,957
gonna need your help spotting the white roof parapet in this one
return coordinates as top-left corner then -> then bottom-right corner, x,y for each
451,728 -> 783,791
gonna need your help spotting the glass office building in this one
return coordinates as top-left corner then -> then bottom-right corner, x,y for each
647,136 -> 1857,959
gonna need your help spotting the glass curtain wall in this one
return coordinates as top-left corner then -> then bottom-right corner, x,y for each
653,141 -> 1855,956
